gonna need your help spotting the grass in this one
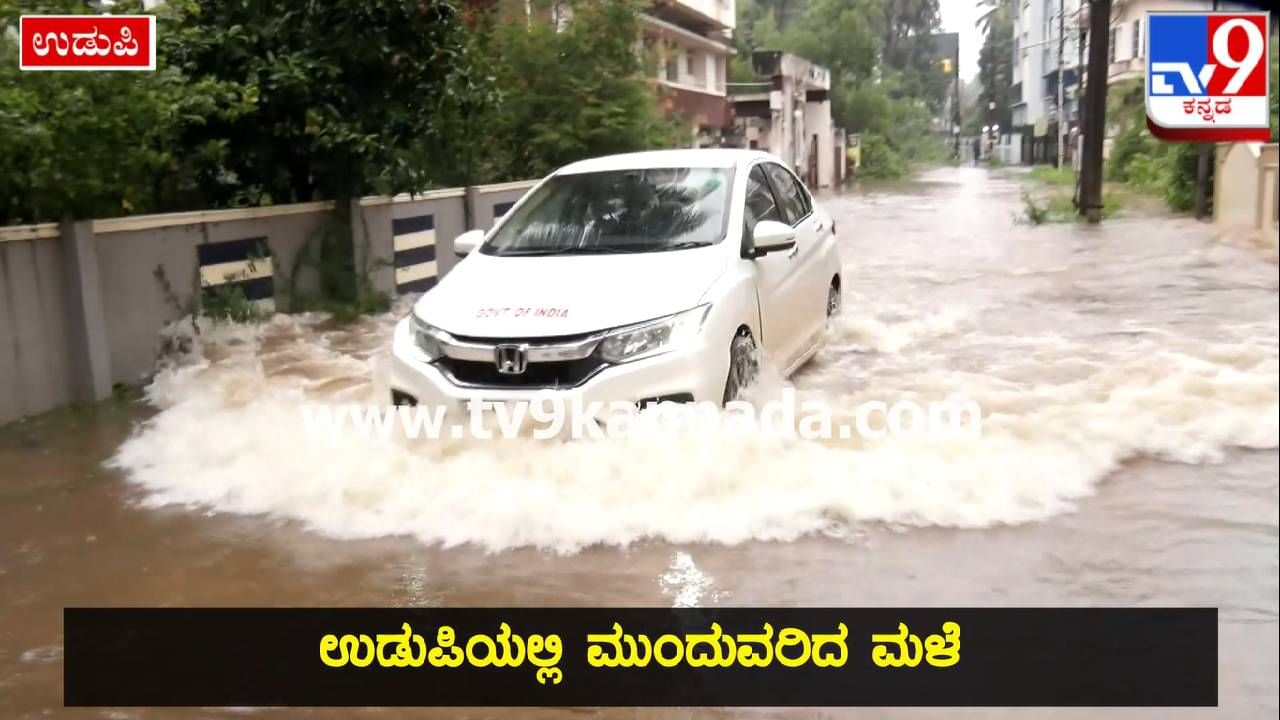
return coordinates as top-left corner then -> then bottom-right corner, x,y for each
1026,165 -> 1076,186
201,283 -> 268,324
1020,184 -> 1121,225
1019,165 -> 1125,224
289,287 -> 391,323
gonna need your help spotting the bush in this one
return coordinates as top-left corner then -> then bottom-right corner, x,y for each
1021,191 -> 1049,225
859,133 -> 908,180
1104,78 -> 1201,213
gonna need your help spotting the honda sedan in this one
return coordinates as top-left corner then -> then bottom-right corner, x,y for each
389,149 -> 842,408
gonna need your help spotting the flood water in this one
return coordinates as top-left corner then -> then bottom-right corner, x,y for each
1,167 -> 1277,719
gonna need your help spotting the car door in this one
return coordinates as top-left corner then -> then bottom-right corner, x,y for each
743,163 -> 808,365
762,163 -> 829,350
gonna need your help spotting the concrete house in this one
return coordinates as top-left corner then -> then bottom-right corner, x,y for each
728,51 -> 845,189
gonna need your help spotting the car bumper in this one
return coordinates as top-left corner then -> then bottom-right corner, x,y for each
388,318 -> 727,412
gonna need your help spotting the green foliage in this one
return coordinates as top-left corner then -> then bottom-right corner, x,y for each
1271,29 -> 1279,141
201,285 -> 266,324
1021,181 -> 1120,225
0,0 -> 253,224
168,0 -> 468,205
478,0 -> 680,181
859,133 -> 908,179
1103,79 -> 1201,212
1028,166 -> 1074,186
1021,191 -> 1050,225
737,0 -> 949,177
974,0 -> 1014,132
290,287 -> 392,324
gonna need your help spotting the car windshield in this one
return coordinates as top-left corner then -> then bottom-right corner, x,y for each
481,167 -> 734,256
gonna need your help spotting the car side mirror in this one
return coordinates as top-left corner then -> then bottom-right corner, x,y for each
747,220 -> 796,258
453,229 -> 485,257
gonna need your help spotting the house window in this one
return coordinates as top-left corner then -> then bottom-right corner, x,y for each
665,50 -> 679,82
1131,20 -> 1141,59
1108,27 -> 1117,64
686,51 -> 697,76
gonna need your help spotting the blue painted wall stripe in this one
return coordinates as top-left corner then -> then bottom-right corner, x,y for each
396,276 -> 437,294
394,244 -> 437,267
391,214 -> 434,236
196,237 -> 269,267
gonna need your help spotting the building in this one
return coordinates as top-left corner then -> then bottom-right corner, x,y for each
1006,0 -> 1082,165
1085,0 -> 1257,86
488,1 -> 737,145
641,1 -> 737,145
727,51 -> 846,189
1073,0 -> 1258,158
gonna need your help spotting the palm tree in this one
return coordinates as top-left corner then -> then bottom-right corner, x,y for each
975,0 -> 1014,36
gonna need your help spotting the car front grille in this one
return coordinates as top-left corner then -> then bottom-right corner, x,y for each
436,355 -> 606,389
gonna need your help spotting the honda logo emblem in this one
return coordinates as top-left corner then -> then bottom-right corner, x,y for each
494,344 -> 528,375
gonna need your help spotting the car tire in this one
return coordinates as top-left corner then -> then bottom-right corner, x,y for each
826,280 -> 841,320
723,332 -> 759,405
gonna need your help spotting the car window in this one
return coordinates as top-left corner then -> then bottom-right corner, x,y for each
743,165 -> 783,236
791,172 -> 813,216
764,163 -> 810,225
481,167 -> 734,256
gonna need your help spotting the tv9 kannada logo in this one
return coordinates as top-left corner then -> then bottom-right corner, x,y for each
1146,12 -> 1271,142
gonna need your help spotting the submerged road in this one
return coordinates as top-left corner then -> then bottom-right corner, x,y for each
1,167 -> 1277,718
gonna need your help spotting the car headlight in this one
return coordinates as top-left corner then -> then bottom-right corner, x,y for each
598,305 -> 710,364
409,315 -> 447,362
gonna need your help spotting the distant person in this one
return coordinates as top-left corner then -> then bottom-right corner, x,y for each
972,137 -> 981,166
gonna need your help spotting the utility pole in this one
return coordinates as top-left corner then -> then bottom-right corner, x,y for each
1056,0 -> 1067,168
953,43 -> 962,161
1193,0 -> 1219,219
1078,0 -> 1111,223
1073,9 -> 1087,207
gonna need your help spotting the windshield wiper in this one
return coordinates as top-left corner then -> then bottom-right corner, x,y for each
495,245 -> 642,256
660,241 -> 713,251
494,241 -> 712,256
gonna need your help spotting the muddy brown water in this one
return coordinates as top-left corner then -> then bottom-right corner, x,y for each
1,167 -> 1277,719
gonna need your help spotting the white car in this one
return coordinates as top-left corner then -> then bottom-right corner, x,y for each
389,149 -> 842,409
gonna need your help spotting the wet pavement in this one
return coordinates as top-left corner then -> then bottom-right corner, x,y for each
1,167 -> 1277,719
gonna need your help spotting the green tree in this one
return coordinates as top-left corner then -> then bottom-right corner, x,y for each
974,0 -> 1013,132
734,0 -> 950,177
480,0 -> 679,180
165,0 -> 474,304
0,0 -> 251,224
168,0 -> 470,205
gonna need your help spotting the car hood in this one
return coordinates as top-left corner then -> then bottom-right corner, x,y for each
413,247 -> 727,338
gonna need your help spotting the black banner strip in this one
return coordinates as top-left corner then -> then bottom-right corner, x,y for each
64,607 -> 1216,707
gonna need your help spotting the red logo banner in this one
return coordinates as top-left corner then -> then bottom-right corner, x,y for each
19,15 -> 156,71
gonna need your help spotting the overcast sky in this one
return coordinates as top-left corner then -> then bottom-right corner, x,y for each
939,0 -> 985,82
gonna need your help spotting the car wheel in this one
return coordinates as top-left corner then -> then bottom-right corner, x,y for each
723,332 -> 759,404
826,281 -> 842,320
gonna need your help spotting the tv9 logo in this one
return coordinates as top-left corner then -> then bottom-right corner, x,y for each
1146,12 -> 1271,142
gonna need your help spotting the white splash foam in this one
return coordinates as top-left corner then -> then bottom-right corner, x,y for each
826,307 -> 970,353
658,552 -> 716,607
107,308 -> 1278,554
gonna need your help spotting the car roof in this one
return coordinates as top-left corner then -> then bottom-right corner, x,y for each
555,148 -> 779,175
